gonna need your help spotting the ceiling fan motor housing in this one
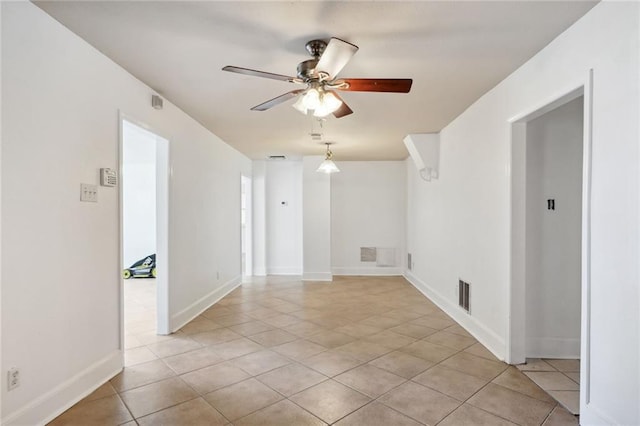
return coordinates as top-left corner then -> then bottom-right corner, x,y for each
297,39 -> 328,80
297,59 -> 319,80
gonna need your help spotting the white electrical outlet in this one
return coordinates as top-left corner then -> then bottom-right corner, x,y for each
80,183 -> 98,202
8,367 -> 19,391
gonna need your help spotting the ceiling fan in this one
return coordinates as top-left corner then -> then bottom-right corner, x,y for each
222,37 -> 413,119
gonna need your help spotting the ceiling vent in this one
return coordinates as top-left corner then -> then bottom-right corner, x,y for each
267,155 -> 286,160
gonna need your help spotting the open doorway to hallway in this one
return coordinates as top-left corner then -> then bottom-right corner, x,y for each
510,90 -> 586,416
121,118 -> 170,362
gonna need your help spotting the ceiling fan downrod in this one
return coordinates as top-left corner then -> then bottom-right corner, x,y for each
305,39 -> 327,58
297,39 -> 328,81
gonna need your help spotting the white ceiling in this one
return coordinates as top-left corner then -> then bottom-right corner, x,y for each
35,1 -> 597,160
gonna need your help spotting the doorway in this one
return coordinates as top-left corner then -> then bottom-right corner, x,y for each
509,88 -> 587,415
120,118 -> 170,345
526,96 -> 583,357
241,175 -> 253,279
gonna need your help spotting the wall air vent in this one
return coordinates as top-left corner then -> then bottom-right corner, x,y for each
458,279 -> 470,313
268,155 -> 286,160
360,247 -> 397,266
407,253 -> 412,271
360,247 -> 377,262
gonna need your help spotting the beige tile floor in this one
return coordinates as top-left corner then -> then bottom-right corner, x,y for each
123,277 -> 157,352
518,358 -> 580,415
50,276 -> 579,426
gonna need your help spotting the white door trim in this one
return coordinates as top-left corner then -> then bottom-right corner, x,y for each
507,69 -> 594,418
118,113 -> 172,342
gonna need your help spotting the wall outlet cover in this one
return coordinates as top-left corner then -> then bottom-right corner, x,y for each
8,367 -> 19,391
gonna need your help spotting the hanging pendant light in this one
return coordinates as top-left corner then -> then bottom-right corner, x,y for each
317,143 -> 340,174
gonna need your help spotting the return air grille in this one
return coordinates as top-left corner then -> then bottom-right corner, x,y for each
458,280 -> 470,313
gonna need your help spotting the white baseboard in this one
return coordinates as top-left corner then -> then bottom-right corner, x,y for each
302,272 -> 333,281
332,267 -> 403,276
404,271 -> 505,361
581,402 -> 621,426
171,275 -> 241,332
2,350 -> 122,426
526,337 -> 580,359
266,267 -> 302,275
253,267 -> 266,276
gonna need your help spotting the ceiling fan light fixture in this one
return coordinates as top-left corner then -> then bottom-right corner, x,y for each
292,96 -> 307,114
293,88 -> 343,117
313,91 -> 343,117
302,88 -> 321,110
293,88 -> 325,115
323,91 -> 342,110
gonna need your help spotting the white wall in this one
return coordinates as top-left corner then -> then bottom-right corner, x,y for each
332,161 -> 405,275
1,3 -> 251,424
122,121 -> 157,267
405,3 -> 639,424
260,159 -> 405,280
252,161 -> 267,276
265,160 -> 302,274
0,1 -> 3,420
241,175 -> 252,277
302,156 -> 331,281
0,0 -> 4,423
525,96 -> 583,358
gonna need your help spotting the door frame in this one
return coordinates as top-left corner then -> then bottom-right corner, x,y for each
507,70 -> 593,396
241,174 -> 253,278
119,112 -> 171,342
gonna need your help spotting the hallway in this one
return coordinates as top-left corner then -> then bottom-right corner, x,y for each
51,276 -> 578,425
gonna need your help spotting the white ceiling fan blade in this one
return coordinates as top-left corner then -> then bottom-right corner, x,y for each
251,89 -> 305,111
316,38 -> 359,79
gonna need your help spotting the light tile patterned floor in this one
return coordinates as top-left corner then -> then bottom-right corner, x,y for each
49,276 -> 579,425
123,277 -> 157,354
518,358 -> 581,415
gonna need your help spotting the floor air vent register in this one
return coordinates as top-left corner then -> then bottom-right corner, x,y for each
459,279 -> 470,313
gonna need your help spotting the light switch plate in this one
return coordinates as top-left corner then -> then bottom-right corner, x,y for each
80,184 -> 98,202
